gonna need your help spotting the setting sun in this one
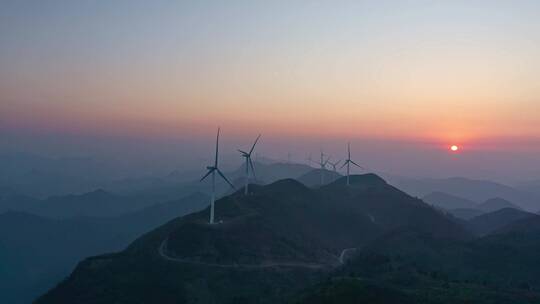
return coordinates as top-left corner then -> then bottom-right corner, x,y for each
450,145 -> 459,152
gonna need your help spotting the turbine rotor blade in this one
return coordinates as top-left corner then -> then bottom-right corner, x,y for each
323,156 -> 331,166
249,134 -> 261,155
340,160 -> 349,169
217,169 -> 235,189
350,160 -> 363,169
200,168 -> 215,181
214,128 -> 220,167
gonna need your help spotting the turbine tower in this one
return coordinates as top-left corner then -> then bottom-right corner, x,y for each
238,134 -> 261,195
201,128 -> 235,224
341,142 -> 363,186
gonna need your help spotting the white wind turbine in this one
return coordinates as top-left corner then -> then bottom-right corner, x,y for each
238,134 -> 261,195
340,142 -> 363,186
201,128 -> 235,224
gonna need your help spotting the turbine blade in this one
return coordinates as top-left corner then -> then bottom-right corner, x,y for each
238,149 -> 248,155
340,160 -> 349,169
217,169 -> 235,189
249,134 -> 261,155
200,168 -> 214,181
323,156 -> 331,166
214,128 -> 220,167
350,160 -> 363,169
248,158 -> 256,181
348,142 -> 351,159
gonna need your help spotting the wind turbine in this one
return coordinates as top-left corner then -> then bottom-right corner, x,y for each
306,153 -> 314,166
201,128 -> 235,224
238,134 -> 261,195
313,151 -> 330,185
340,142 -> 363,186
328,159 -> 342,173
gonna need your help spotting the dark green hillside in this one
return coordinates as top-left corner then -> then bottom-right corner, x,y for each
292,278 -> 415,304
292,271 -> 540,304
37,174 -> 468,304
338,224 -> 540,294
495,215 -> 540,235
292,232 -> 540,304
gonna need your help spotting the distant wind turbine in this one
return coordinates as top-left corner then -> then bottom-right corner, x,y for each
201,128 -> 235,224
340,142 -> 363,186
313,151 -> 330,185
238,134 -> 261,195
306,153 -> 314,166
328,159 -> 342,173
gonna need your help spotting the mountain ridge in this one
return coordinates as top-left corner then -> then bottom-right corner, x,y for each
36,174 -> 470,304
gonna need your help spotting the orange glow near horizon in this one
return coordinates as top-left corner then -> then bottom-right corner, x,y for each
1,1 -> 540,149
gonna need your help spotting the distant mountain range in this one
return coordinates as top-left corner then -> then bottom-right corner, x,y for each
421,190 -> 526,222
477,197 -> 521,212
466,208 -> 538,236
0,162 -> 318,218
423,191 -> 477,210
0,151 -> 315,199
386,175 -> 540,212
0,188 -> 161,218
0,193 -> 208,304
0,152 -> 138,198
446,208 -> 484,220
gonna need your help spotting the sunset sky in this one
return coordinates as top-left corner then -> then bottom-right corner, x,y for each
1,1 -> 540,181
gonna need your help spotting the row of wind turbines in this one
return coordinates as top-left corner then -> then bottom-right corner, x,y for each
307,143 -> 363,187
200,128 -> 260,224
201,128 -> 363,224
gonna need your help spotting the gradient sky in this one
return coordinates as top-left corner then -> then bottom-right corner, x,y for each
1,1 -> 540,181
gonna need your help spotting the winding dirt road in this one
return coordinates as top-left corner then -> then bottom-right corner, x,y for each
157,238 -> 353,269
